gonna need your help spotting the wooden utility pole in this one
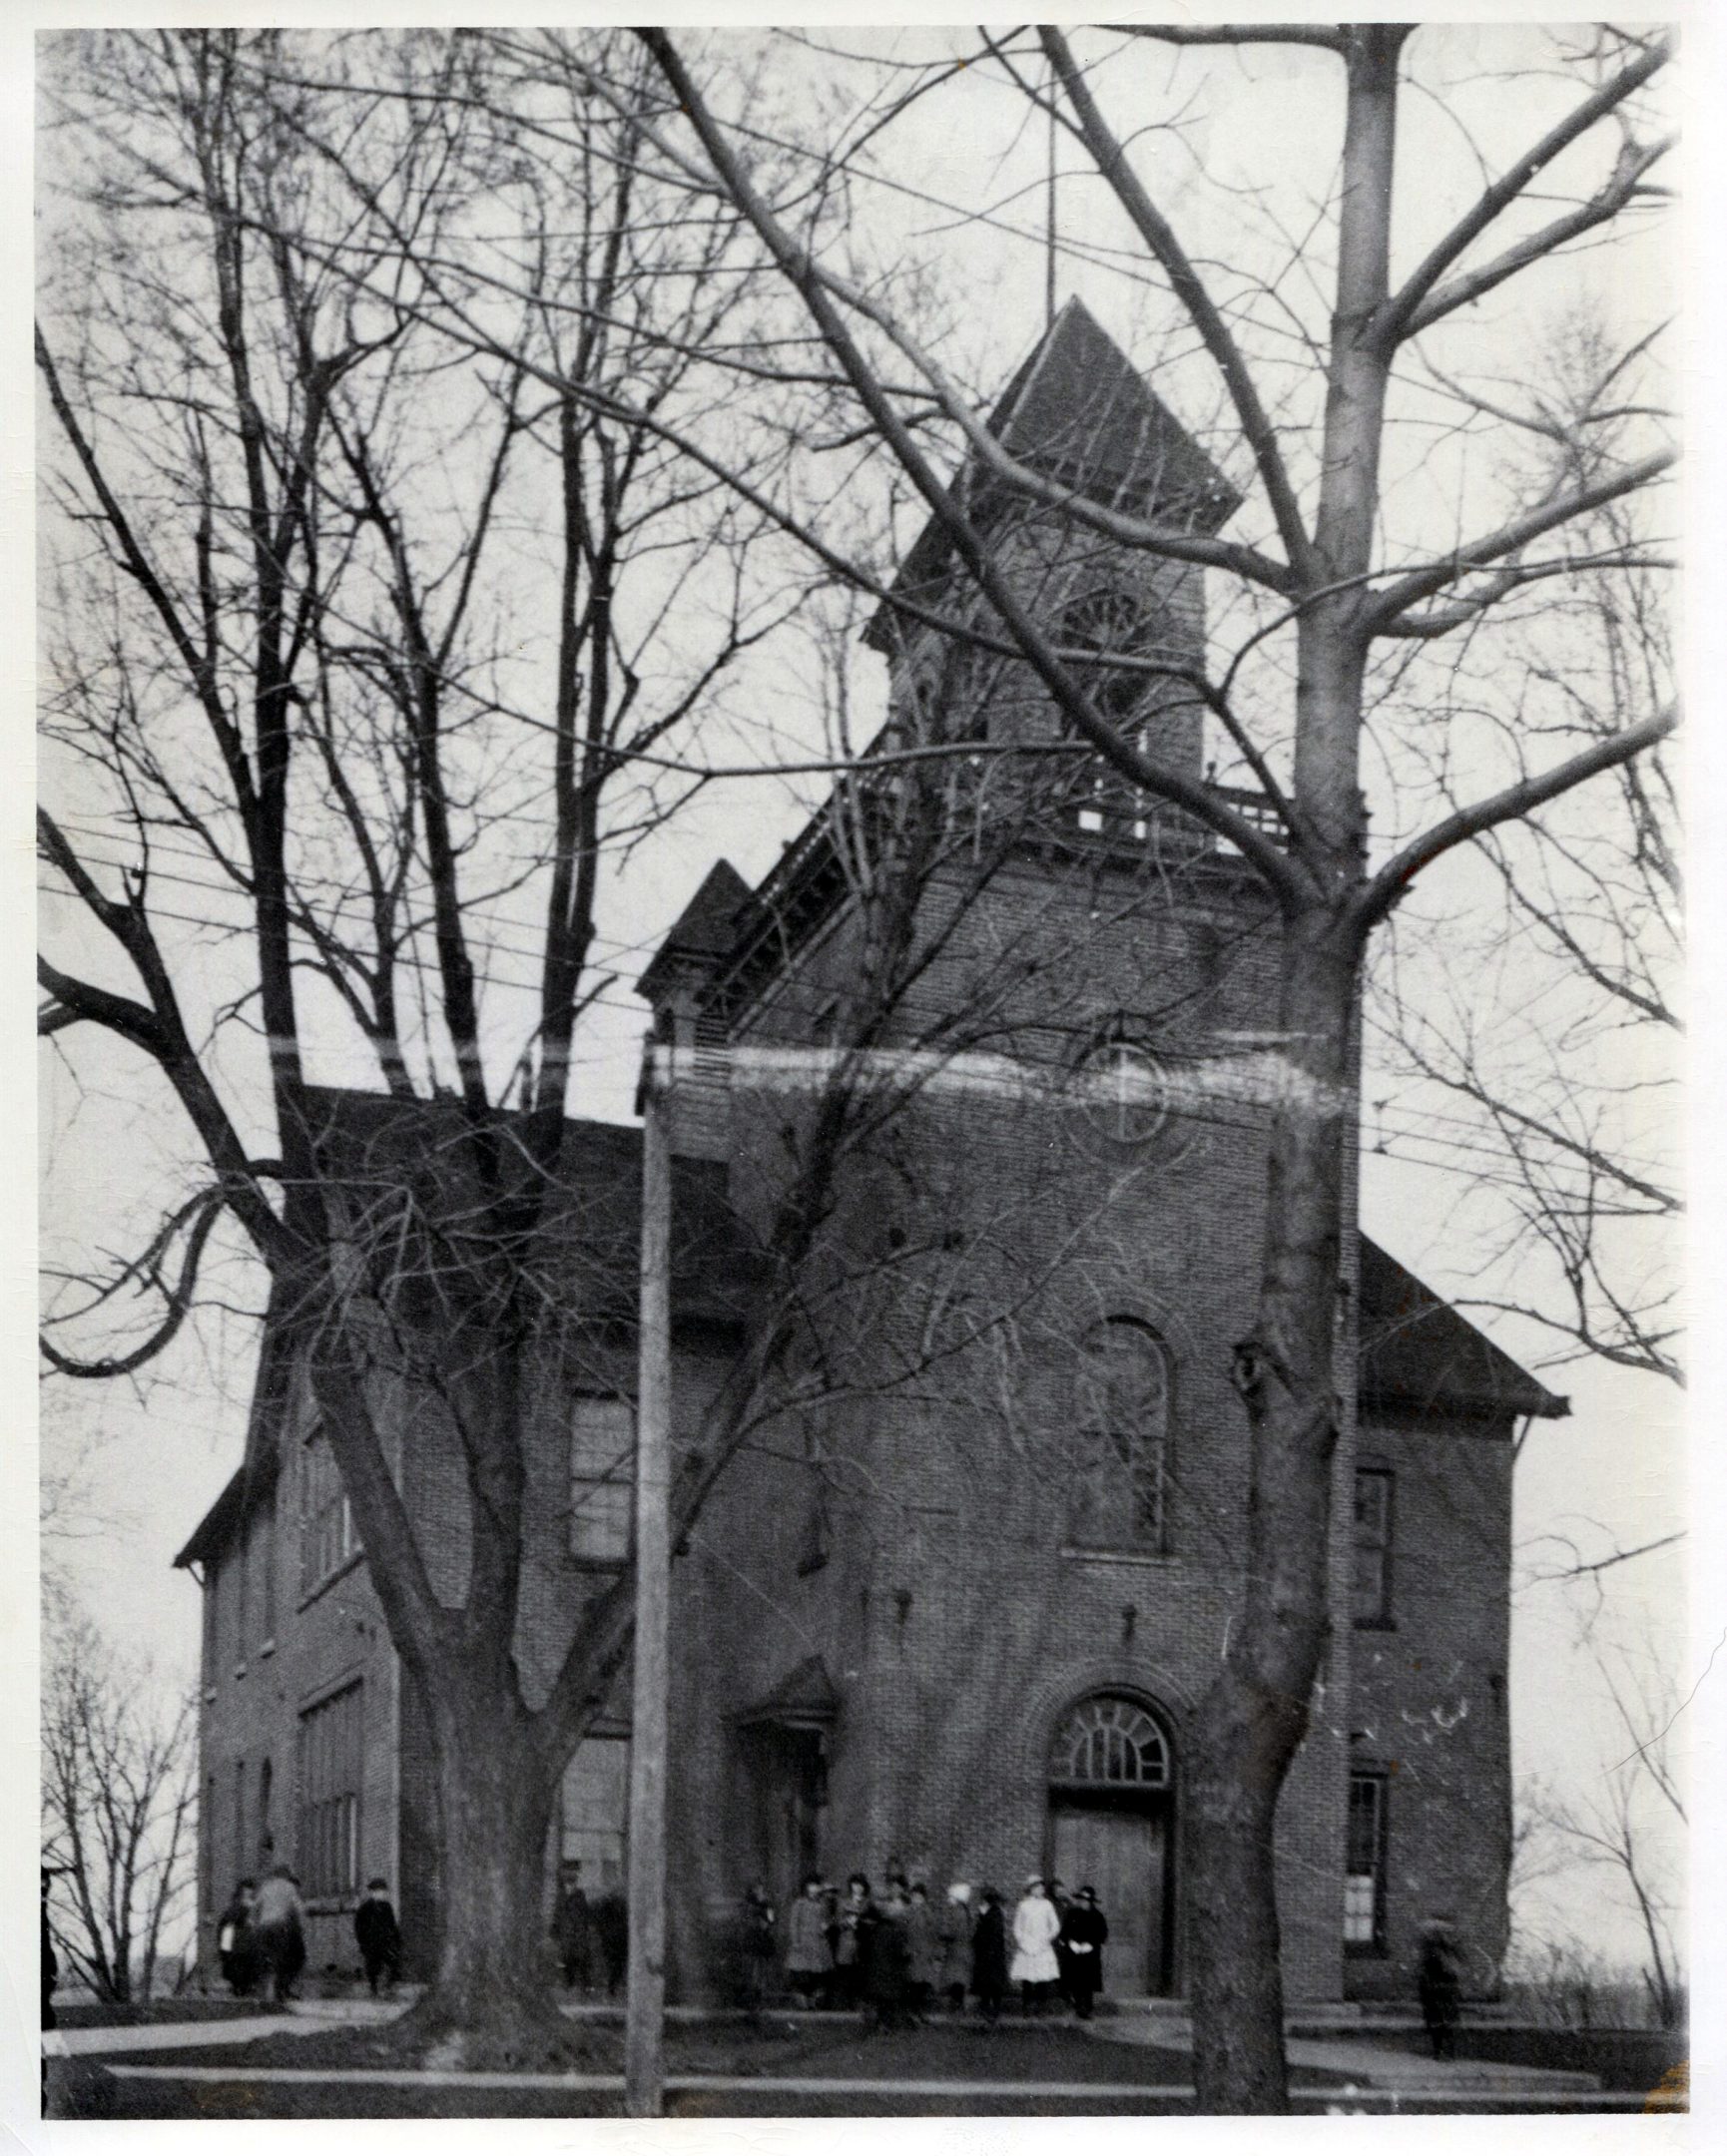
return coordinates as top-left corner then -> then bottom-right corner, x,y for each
626,1041 -> 671,2118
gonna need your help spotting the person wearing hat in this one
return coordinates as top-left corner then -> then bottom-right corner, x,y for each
1009,1876 -> 1061,2016
970,1886 -> 1008,2026
1418,1918 -> 1463,2059
935,1883 -> 974,2014
216,1878 -> 260,1996
1059,1886 -> 1110,2018
353,1877 -> 402,1995
786,1874 -> 834,2007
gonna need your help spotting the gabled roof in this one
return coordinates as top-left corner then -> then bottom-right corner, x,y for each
864,297 -> 1240,655
733,1654 -> 841,1730
637,858 -> 759,1005
173,1088 -> 771,1568
1359,1239 -> 1568,1421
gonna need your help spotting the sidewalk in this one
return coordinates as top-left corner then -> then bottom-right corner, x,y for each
48,1993 -> 1601,2100
1078,2009 -> 1601,2097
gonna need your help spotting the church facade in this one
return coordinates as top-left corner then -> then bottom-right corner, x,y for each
177,301 -> 1564,2007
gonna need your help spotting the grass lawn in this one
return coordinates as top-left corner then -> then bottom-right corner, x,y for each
50,2017 -> 1351,2118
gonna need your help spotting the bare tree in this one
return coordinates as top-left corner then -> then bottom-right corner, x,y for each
1518,1626 -> 1686,2030
41,1611 -> 197,2006
1372,319 -> 1679,1383
35,26 -> 814,2058
604,22 -> 1677,2108
37,26 -> 1183,2062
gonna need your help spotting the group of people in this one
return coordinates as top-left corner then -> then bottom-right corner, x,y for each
216,1869 -> 401,2001
552,1864 -> 630,1995
768,1873 -> 1109,2025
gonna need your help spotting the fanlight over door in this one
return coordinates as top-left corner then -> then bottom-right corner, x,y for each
1048,1693 -> 1171,1790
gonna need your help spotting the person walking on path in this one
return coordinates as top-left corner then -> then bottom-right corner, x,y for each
1010,1877 -> 1061,2017
785,1875 -> 833,2007
252,1867 -> 306,2004
970,1886 -> 1008,2026
1059,1886 -> 1109,2018
353,1878 -> 402,1995
1418,1920 -> 1463,2061
935,1883 -> 973,2014
553,1864 -> 592,1991
216,1879 -> 259,1998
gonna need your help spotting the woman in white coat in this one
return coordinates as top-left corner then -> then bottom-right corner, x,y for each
1009,1877 -> 1061,2016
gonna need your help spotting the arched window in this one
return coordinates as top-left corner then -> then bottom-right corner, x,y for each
1058,586 -> 1173,724
1048,1695 -> 1171,1790
1069,1318 -> 1171,1549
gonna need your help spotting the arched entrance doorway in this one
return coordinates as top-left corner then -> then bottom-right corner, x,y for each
1044,1693 -> 1175,1996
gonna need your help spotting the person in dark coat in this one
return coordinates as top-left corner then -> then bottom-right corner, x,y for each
553,1865 -> 593,1989
970,1886 -> 1008,2026
831,1875 -> 872,2011
903,1884 -> 940,2019
1418,1920 -> 1463,2060
935,1884 -> 973,2013
1048,1878 -> 1074,2008
864,1883 -> 913,2031
593,1889 -> 629,1996
217,1879 -> 259,1997
740,1883 -> 778,2010
1059,1886 -> 1109,2018
353,1877 -> 402,1994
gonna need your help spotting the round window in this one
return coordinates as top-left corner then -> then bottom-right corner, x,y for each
1074,1036 -> 1172,1147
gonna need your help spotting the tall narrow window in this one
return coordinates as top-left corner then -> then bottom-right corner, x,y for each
1069,1318 -> 1171,1551
300,1430 -> 356,1593
1353,1467 -> 1395,1626
235,1518 -> 249,1660
257,1500 -> 277,1644
1345,1770 -> 1389,1951
233,1759 -> 247,1886
297,1683 -> 362,1898
202,1558 -> 220,1691
570,1396 -> 634,1562
258,1758 -> 275,1863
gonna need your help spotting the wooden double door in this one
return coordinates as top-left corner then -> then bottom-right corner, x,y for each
1048,1794 -> 1173,1997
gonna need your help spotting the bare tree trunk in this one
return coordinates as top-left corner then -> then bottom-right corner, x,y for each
406,1681 -> 566,2064
1185,908 -> 1356,2111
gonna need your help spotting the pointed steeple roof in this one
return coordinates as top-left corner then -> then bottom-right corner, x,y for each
638,857 -> 759,1004
865,298 -> 1239,653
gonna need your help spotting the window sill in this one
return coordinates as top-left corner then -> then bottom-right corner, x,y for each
233,1663 -> 248,1681
569,1552 -> 630,1573
1060,1545 -> 1177,1567
1353,1618 -> 1398,1633
1344,1941 -> 1391,1958
297,1545 -> 366,1612
203,1688 -> 218,1706
258,1638 -> 277,1660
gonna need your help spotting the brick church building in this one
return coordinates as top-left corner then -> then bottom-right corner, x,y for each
177,300 -> 1565,2007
